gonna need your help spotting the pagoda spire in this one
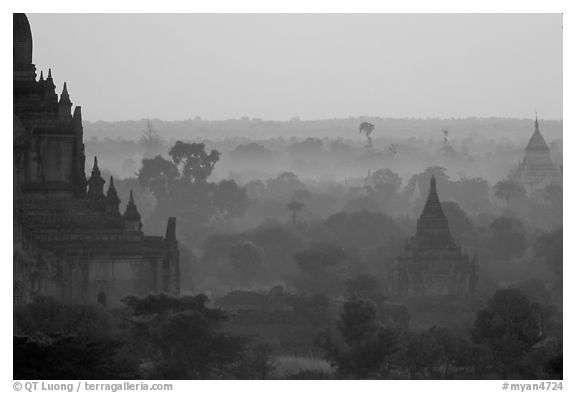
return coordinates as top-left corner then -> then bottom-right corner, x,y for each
43,68 -> 57,101
58,82 -> 72,118
415,175 -> 453,248
105,176 -> 121,216
87,156 -> 105,200
123,190 -> 142,232
526,113 -> 548,152
39,70 -> 44,82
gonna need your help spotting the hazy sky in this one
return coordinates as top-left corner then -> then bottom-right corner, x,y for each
27,13 -> 562,121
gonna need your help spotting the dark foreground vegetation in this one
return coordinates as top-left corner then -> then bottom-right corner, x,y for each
14,285 -> 562,379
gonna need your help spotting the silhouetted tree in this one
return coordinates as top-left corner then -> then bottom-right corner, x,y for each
371,168 -> 402,195
168,141 -> 220,184
122,294 -> 248,379
316,298 -> 398,378
286,200 -> 305,224
471,289 -> 546,379
140,119 -> 163,158
359,122 -> 375,149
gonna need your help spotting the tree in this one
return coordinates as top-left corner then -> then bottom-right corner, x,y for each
471,289 -> 546,378
14,335 -> 135,380
293,243 -> 346,295
494,179 -> 526,207
138,155 -> 179,199
266,172 -> 306,201
286,200 -> 305,224
371,168 -> 402,195
359,122 -> 375,149
122,294 -> 248,379
168,141 -> 220,184
137,141 -> 249,238
344,274 -> 386,304
543,184 -> 562,207
441,201 -> 474,240
227,241 -> 265,287
405,166 -> 450,201
213,179 -> 250,219
534,229 -> 562,276
316,299 -> 398,378
287,138 -> 324,159
230,143 -> 273,165
397,327 -> 476,379
325,210 -> 403,249
139,119 -> 163,158
488,217 -> 526,261
452,177 -> 491,214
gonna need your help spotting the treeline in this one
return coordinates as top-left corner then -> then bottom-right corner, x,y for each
84,117 -> 563,141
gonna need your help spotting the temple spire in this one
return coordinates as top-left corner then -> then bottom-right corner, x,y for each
92,156 -> 100,175
165,217 -> 177,246
124,190 -> 142,232
526,113 -> 548,151
415,175 -> 453,247
58,82 -> 72,118
105,176 -> 120,216
39,70 -> 44,82
87,156 -> 105,200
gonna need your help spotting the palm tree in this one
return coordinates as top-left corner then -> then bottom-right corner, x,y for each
286,200 -> 305,225
359,122 -> 375,149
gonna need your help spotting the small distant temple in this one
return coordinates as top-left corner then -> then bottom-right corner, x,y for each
390,176 -> 476,297
13,14 -> 180,307
509,115 -> 562,192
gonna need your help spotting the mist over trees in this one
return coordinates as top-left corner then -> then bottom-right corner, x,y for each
19,116 -> 562,380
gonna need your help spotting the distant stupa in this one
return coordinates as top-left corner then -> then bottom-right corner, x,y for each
509,115 -> 562,192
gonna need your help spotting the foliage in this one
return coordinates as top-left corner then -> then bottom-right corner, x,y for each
494,179 -> 527,207
14,297 -> 114,340
122,293 -> 249,379
488,216 -> 526,261
316,299 -> 398,378
325,210 -> 403,249
138,141 -> 248,231
343,274 -> 386,304
14,335 -> 135,380
471,288 -> 546,378
293,243 -> 347,295
534,229 -> 562,276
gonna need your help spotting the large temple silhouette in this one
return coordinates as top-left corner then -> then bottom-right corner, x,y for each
391,176 -> 477,297
510,116 -> 562,192
13,14 -> 180,307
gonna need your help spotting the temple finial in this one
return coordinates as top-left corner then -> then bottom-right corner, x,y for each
47,68 -> 52,79
62,82 -> 68,95
108,176 -> 115,191
39,70 -> 44,82
123,189 -> 142,230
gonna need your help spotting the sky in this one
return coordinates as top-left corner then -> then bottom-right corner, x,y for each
27,13 -> 563,122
